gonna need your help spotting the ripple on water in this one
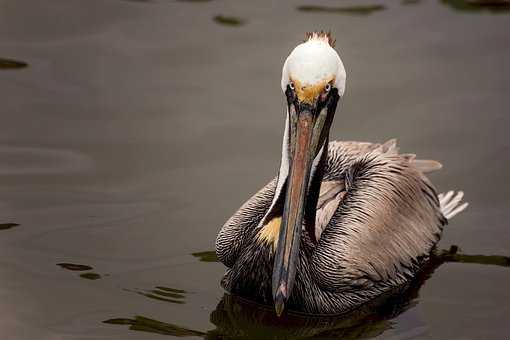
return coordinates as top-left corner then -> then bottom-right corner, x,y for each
79,273 -> 102,280
0,146 -> 93,175
297,4 -> 386,15
57,263 -> 101,280
0,58 -> 28,69
104,316 -> 205,337
125,286 -> 187,304
0,223 -> 20,230
57,263 -> 93,271
213,15 -> 245,26
102,291 -> 408,339
402,0 -> 421,4
441,0 -> 510,12
103,247 -> 510,338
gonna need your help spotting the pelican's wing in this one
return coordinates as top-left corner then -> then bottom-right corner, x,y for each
311,149 -> 446,291
325,139 -> 443,178
317,139 -> 446,236
215,178 -> 276,268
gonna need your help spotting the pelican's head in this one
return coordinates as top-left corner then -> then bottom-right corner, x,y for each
269,32 -> 345,316
281,32 -> 346,99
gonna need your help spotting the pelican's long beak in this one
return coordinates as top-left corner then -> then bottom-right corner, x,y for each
272,88 -> 337,316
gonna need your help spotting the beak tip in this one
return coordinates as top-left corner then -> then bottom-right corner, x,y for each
274,299 -> 285,317
275,303 -> 285,317
273,288 -> 287,317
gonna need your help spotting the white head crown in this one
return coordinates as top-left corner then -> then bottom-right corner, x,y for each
281,32 -> 346,99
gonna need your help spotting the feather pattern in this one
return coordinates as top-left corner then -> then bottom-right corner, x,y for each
216,139 -> 467,314
216,178 -> 276,268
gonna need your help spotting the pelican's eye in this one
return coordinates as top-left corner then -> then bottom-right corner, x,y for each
289,82 -> 295,90
324,83 -> 331,93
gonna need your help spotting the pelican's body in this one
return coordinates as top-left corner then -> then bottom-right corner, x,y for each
215,32 -> 467,315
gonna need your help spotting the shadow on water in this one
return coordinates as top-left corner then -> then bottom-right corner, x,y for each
0,58 -> 28,70
441,0 -> 510,12
125,286 -> 187,304
104,246 -> 510,339
0,223 -> 20,230
297,5 -> 386,15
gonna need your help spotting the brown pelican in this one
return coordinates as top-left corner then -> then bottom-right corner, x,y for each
215,32 -> 468,316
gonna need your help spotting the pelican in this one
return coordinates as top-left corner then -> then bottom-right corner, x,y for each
215,32 -> 468,316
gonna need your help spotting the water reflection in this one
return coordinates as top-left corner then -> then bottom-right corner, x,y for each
0,223 -> 19,230
126,286 -> 187,304
208,293 -> 406,339
105,247 -> 510,338
436,245 -> 510,267
103,284 -> 416,339
0,58 -> 28,70
441,0 -> 510,12
297,5 -> 386,15
213,15 -> 245,26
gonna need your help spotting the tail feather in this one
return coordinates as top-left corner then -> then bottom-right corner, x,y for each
379,139 -> 442,174
379,138 -> 399,154
376,139 -> 468,219
413,159 -> 443,174
438,190 -> 468,219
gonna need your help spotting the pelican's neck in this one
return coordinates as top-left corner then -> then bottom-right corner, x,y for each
257,115 -> 329,247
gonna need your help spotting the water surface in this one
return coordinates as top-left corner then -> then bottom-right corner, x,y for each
1,0 -> 510,339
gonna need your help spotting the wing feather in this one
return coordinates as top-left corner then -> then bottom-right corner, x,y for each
215,178 -> 276,267
311,149 -> 445,292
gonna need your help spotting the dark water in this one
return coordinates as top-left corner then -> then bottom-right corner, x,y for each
1,0 -> 510,339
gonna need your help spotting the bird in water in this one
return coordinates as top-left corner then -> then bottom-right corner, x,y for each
215,31 -> 468,316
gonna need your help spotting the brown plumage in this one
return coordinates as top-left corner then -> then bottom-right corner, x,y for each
215,32 -> 467,315
216,139 -> 467,314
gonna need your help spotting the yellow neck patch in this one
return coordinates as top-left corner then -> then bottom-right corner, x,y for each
292,77 -> 334,104
257,216 -> 281,249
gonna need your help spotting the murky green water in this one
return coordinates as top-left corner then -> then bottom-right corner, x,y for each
1,0 -> 510,339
